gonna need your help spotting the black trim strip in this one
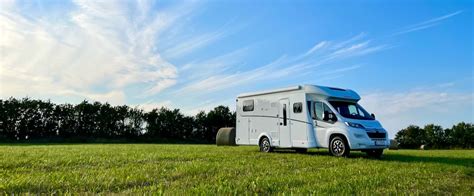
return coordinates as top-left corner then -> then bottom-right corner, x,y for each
240,114 -> 312,125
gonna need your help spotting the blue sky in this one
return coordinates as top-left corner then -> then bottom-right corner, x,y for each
0,0 -> 473,137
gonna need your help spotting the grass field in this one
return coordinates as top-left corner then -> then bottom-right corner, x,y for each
0,144 -> 472,194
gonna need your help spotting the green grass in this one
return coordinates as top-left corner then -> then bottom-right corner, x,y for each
0,144 -> 472,194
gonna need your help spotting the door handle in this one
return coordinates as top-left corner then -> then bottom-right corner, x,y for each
280,122 -> 283,125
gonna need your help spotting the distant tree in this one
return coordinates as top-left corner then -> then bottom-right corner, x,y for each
145,107 -> 186,139
0,98 -> 21,140
54,103 -> 77,138
424,124 -> 445,148
144,108 -> 160,138
203,106 -> 235,142
395,122 -> 473,149
121,106 -> 144,138
449,122 -> 473,148
194,111 -> 208,140
395,125 -> 426,149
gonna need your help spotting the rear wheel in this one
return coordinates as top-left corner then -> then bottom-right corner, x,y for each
259,137 -> 273,153
366,149 -> 384,158
329,136 -> 350,157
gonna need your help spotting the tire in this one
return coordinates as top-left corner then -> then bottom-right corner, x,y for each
259,137 -> 273,153
329,136 -> 350,157
366,149 -> 384,158
295,148 -> 308,153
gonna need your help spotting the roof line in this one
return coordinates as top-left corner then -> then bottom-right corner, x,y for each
237,85 -> 302,98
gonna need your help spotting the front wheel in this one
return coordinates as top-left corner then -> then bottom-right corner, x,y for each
329,136 -> 350,157
259,137 -> 273,153
366,149 -> 384,158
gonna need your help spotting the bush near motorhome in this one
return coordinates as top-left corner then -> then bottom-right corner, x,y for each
395,123 -> 473,149
0,98 -> 235,143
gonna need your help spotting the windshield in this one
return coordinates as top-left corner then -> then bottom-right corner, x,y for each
329,101 -> 374,120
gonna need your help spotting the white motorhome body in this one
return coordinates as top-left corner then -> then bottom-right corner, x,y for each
235,85 -> 389,156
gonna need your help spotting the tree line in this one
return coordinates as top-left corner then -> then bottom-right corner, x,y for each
1,97 -> 472,148
395,123 -> 473,149
0,98 -> 235,143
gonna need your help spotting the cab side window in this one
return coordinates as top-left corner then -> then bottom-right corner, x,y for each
314,101 -> 335,122
314,101 -> 324,120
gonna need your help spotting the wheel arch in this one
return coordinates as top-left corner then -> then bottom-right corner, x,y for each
258,132 -> 272,146
328,132 -> 351,148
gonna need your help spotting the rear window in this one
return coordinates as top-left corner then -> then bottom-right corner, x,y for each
243,100 -> 254,112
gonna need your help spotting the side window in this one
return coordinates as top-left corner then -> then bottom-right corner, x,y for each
314,101 -> 324,120
314,101 -> 335,122
293,102 -> 302,113
283,104 -> 287,126
323,104 -> 332,116
243,100 -> 254,112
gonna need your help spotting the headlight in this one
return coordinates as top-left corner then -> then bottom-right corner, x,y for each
345,122 -> 365,129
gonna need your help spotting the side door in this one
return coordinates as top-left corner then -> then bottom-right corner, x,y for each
313,101 -> 336,148
279,99 -> 291,147
242,99 -> 253,144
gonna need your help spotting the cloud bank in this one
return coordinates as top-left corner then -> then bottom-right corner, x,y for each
0,0 -> 196,104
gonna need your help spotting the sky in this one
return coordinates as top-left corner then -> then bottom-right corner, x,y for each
0,0 -> 473,138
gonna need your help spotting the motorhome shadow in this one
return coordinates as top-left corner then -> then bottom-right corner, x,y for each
235,85 -> 388,158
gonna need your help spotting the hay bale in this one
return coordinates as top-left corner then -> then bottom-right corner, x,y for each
216,127 -> 236,146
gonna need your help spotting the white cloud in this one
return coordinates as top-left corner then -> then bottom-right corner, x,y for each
331,32 -> 366,49
178,46 -> 251,80
360,90 -> 473,138
173,34 -> 387,97
320,64 -> 362,75
163,30 -> 226,59
144,78 -> 177,96
0,0 -> 196,104
392,10 -> 463,36
180,99 -> 235,116
302,41 -> 328,57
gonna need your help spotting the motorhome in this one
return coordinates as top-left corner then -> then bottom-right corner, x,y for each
235,85 -> 389,157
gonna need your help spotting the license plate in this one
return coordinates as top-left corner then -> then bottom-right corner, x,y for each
375,140 -> 385,146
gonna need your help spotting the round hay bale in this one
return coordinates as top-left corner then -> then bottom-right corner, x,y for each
216,127 -> 236,146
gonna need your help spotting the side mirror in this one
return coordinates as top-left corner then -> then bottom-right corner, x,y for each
371,113 -> 375,119
323,111 -> 329,121
329,112 -> 337,122
323,111 -> 337,122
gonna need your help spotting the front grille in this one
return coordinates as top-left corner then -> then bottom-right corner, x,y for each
366,132 -> 386,139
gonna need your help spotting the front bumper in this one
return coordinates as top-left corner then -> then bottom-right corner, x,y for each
348,128 -> 389,150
